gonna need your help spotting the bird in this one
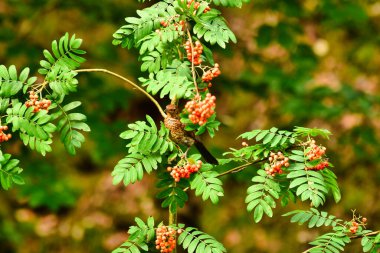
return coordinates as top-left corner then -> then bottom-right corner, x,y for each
164,104 -> 219,165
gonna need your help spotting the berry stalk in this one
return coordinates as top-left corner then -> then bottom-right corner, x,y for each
168,206 -> 178,253
186,29 -> 200,96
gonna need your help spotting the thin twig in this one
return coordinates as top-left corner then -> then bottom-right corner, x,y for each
216,144 -> 302,178
186,29 -> 199,96
216,158 -> 266,178
350,230 -> 379,239
301,230 -> 380,253
75,68 -> 166,118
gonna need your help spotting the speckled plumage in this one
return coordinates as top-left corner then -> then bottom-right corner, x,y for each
164,115 -> 195,146
164,104 -> 218,165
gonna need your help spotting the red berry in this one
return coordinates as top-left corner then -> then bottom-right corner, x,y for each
185,39 -> 203,65
185,94 -> 215,125
169,161 -> 202,181
266,151 -> 289,176
155,225 -> 177,253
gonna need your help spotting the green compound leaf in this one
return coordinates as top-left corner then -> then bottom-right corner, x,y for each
239,128 -> 297,148
0,151 -> 24,190
178,227 -> 226,253
212,0 -> 244,7
6,102 -> 56,142
193,10 -> 236,48
50,101 -> 90,155
294,126 -> 332,139
39,33 -> 86,99
113,1 -> 171,49
308,232 -> 350,253
190,163 -> 224,204
0,65 -> 36,98
283,208 -> 343,228
287,157 -> 329,207
112,153 -> 161,187
156,172 -> 189,213
139,60 -> 194,99
245,169 -> 281,223
320,168 -> 341,203
112,216 -> 154,253
121,116 -> 174,155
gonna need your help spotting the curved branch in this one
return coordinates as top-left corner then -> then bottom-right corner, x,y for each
216,158 -> 266,178
75,68 -> 166,118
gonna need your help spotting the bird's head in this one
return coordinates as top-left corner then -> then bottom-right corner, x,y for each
165,104 -> 179,116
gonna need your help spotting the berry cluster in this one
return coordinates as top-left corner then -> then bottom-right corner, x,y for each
185,93 -> 216,125
349,221 -> 359,234
266,152 -> 290,176
160,20 -> 186,31
349,216 -> 367,234
0,126 -> 11,143
155,225 -> 179,253
186,0 -> 211,13
185,40 -> 203,65
308,161 -> 329,171
306,139 -> 326,161
305,139 -> 329,171
167,160 -> 202,182
202,63 -> 221,86
25,91 -> 51,113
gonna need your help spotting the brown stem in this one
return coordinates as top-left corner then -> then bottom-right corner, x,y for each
75,68 -> 166,118
216,144 -> 301,178
350,230 -> 379,239
216,158 -> 266,178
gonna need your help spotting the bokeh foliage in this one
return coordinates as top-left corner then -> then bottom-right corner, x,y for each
0,0 -> 379,252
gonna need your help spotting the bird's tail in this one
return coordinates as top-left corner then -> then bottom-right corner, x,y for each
194,140 -> 219,165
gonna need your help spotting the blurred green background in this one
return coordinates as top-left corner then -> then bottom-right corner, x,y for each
1,0 -> 380,252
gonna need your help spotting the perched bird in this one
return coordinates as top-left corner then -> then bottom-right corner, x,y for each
164,104 -> 219,165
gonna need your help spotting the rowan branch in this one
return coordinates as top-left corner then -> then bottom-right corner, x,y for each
350,230 -> 379,239
75,68 -> 167,118
301,230 -> 380,253
216,158 -> 266,178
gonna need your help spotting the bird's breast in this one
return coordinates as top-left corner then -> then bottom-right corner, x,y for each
164,117 -> 187,144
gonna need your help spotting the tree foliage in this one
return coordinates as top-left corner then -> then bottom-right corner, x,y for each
1,0 -> 379,252
284,209 -> 380,252
0,33 -> 90,189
